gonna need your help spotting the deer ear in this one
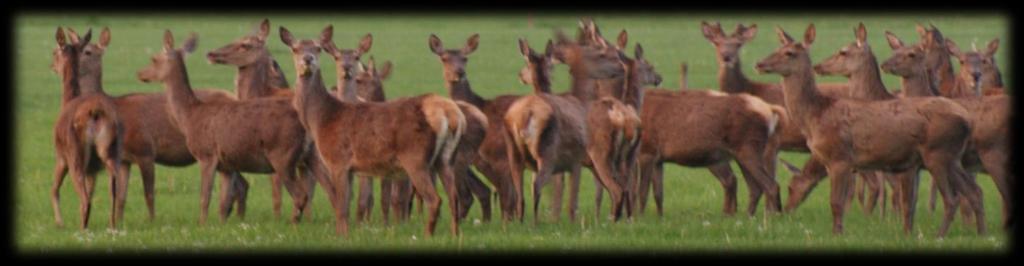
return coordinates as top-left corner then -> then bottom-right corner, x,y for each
463,33 -> 479,55
366,56 -> 376,72
616,29 -> 628,50
358,33 -> 373,55
379,61 -> 393,80
738,24 -> 758,42
884,31 -> 903,50
634,43 -> 644,59
258,19 -> 270,42
916,23 -> 928,39
428,34 -> 444,55
517,38 -> 531,58
945,38 -> 963,59
986,38 -> 999,56
803,24 -> 816,46
318,25 -> 334,46
182,32 -> 198,54
279,26 -> 295,47
67,27 -> 81,44
775,26 -> 794,45
99,27 -> 111,49
700,21 -> 719,42
163,30 -> 175,52
55,27 -> 66,46
855,23 -> 867,45
544,39 -> 555,60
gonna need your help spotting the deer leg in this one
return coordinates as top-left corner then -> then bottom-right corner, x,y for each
568,165 -> 582,222
922,152 -> 962,238
464,169 -> 492,223
297,165 -> 316,221
652,162 -> 665,217
356,176 -> 374,224
51,157 -> 68,227
329,166 -> 353,237
854,172 -> 866,206
438,163 -> 462,236
197,160 -> 218,226
736,162 -> 765,216
892,168 -> 920,235
593,172 -> 605,220
635,155 -> 656,216
136,159 -> 157,222
785,156 -> 827,212
270,169 -> 283,220
954,164 -> 987,235
531,160 -> 559,225
69,165 -> 90,230
978,149 -> 1011,228
737,148 -> 781,214
825,162 -> 855,235
550,173 -> 564,221
380,178 -> 393,225
708,162 -> 738,216
403,163 -> 442,238
216,170 -> 236,223
231,172 -> 249,220
588,149 -> 625,222
504,131 -> 527,223
929,182 -> 938,214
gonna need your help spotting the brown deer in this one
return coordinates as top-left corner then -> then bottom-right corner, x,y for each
504,34 -> 634,223
206,19 -> 325,220
283,25 -> 465,237
880,32 -> 1012,229
50,27 -> 128,230
138,30 -> 314,225
945,38 -> 1004,97
53,27 -> 253,225
428,33 -> 518,222
755,24 -> 982,237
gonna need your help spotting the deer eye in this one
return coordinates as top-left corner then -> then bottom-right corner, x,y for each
784,51 -> 795,57
241,43 -> 252,49
908,53 -> 916,58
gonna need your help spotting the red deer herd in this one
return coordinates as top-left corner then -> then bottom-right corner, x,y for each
48,17 -> 1011,239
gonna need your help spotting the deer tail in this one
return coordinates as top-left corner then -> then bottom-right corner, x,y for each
421,95 -> 465,168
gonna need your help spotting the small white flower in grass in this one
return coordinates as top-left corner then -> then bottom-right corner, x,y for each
735,220 -> 743,226
702,220 -> 711,227
239,223 -> 251,231
473,219 -> 482,226
411,235 -> 418,241
987,237 -> 997,242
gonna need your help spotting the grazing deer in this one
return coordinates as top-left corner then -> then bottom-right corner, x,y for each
880,32 -> 1012,229
504,34 -> 634,223
138,30 -> 314,225
428,33 -> 518,222
50,27 -> 128,230
755,24 -> 982,237
284,25 -> 465,237
206,19 -> 325,220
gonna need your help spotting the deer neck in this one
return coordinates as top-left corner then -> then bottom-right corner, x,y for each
568,66 -> 596,104
294,68 -> 335,129
847,54 -> 894,100
235,52 -> 272,100
900,67 -> 941,97
530,66 -> 553,94
951,72 -> 982,98
719,59 -> 754,93
446,78 -> 485,107
59,55 -> 81,106
77,66 -> 106,96
933,51 -> 958,96
622,63 -> 644,108
780,61 -> 831,129
163,57 -> 202,120
335,69 -> 359,102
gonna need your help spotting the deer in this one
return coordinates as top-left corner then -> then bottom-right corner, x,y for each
755,24 -> 983,237
428,33 -> 520,222
282,25 -> 465,237
879,32 -> 1012,229
504,33 -> 636,223
698,22 -> 891,214
945,38 -> 1005,97
50,27 -> 128,230
51,27 -> 258,227
138,30 -> 316,225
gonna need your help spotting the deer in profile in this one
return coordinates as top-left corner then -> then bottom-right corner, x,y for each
138,30 -> 314,225
428,33 -> 519,222
755,24 -> 982,237
283,25 -> 465,237
51,27 -> 255,227
50,27 -> 128,230
880,31 -> 1012,229
504,34 -> 634,223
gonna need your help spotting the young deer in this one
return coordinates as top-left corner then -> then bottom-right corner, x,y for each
504,35 -> 633,223
881,32 -> 1012,229
283,25 -> 465,237
755,24 -> 981,237
428,33 -> 518,222
206,19 -> 325,220
51,27 -> 128,230
945,38 -> 1004,97
138,30 -> 314,225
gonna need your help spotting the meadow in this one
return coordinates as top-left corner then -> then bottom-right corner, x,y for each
14,12 -> 1011,254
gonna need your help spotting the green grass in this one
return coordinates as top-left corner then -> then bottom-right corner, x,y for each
15,12 -> 1010,253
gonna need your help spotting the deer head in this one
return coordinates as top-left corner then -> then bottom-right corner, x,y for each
206,18 -> 271,66
517,38 -> 555,86
755,24 -> 816,76
72,27 -> 111,78
552,29 -> 626,80
355,56 -> 392,92
52,27 -> 93,77
322,32 -> 372,80
280,25 -> 331,79
626,43 -> 662,86
814,23 -> 873,77
429,33 -> 479,83
702,21 -> 758,68
137,30 -> 198,83
946,38 -> 1001,90
879,31 -> 929,78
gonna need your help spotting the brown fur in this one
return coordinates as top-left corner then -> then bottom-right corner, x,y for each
880,31 -> 1013,229
50,27 -> 128,230
755,24 -> 980,237
138,30 -> 313,225
284,25 -> 465,237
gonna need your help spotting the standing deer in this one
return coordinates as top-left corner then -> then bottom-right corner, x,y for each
54,27 -> 251,225
755,24 -> 981,237
283,25 -> 465,237
880,32 -> 1012,229
138,30 -> 314,225
428,33 -> 518,222
504,34 -> 634,223
944,38 -> 1005,96
50,27 -> 128,230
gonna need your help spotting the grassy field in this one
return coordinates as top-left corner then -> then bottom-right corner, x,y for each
14,12 -> 1011,253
